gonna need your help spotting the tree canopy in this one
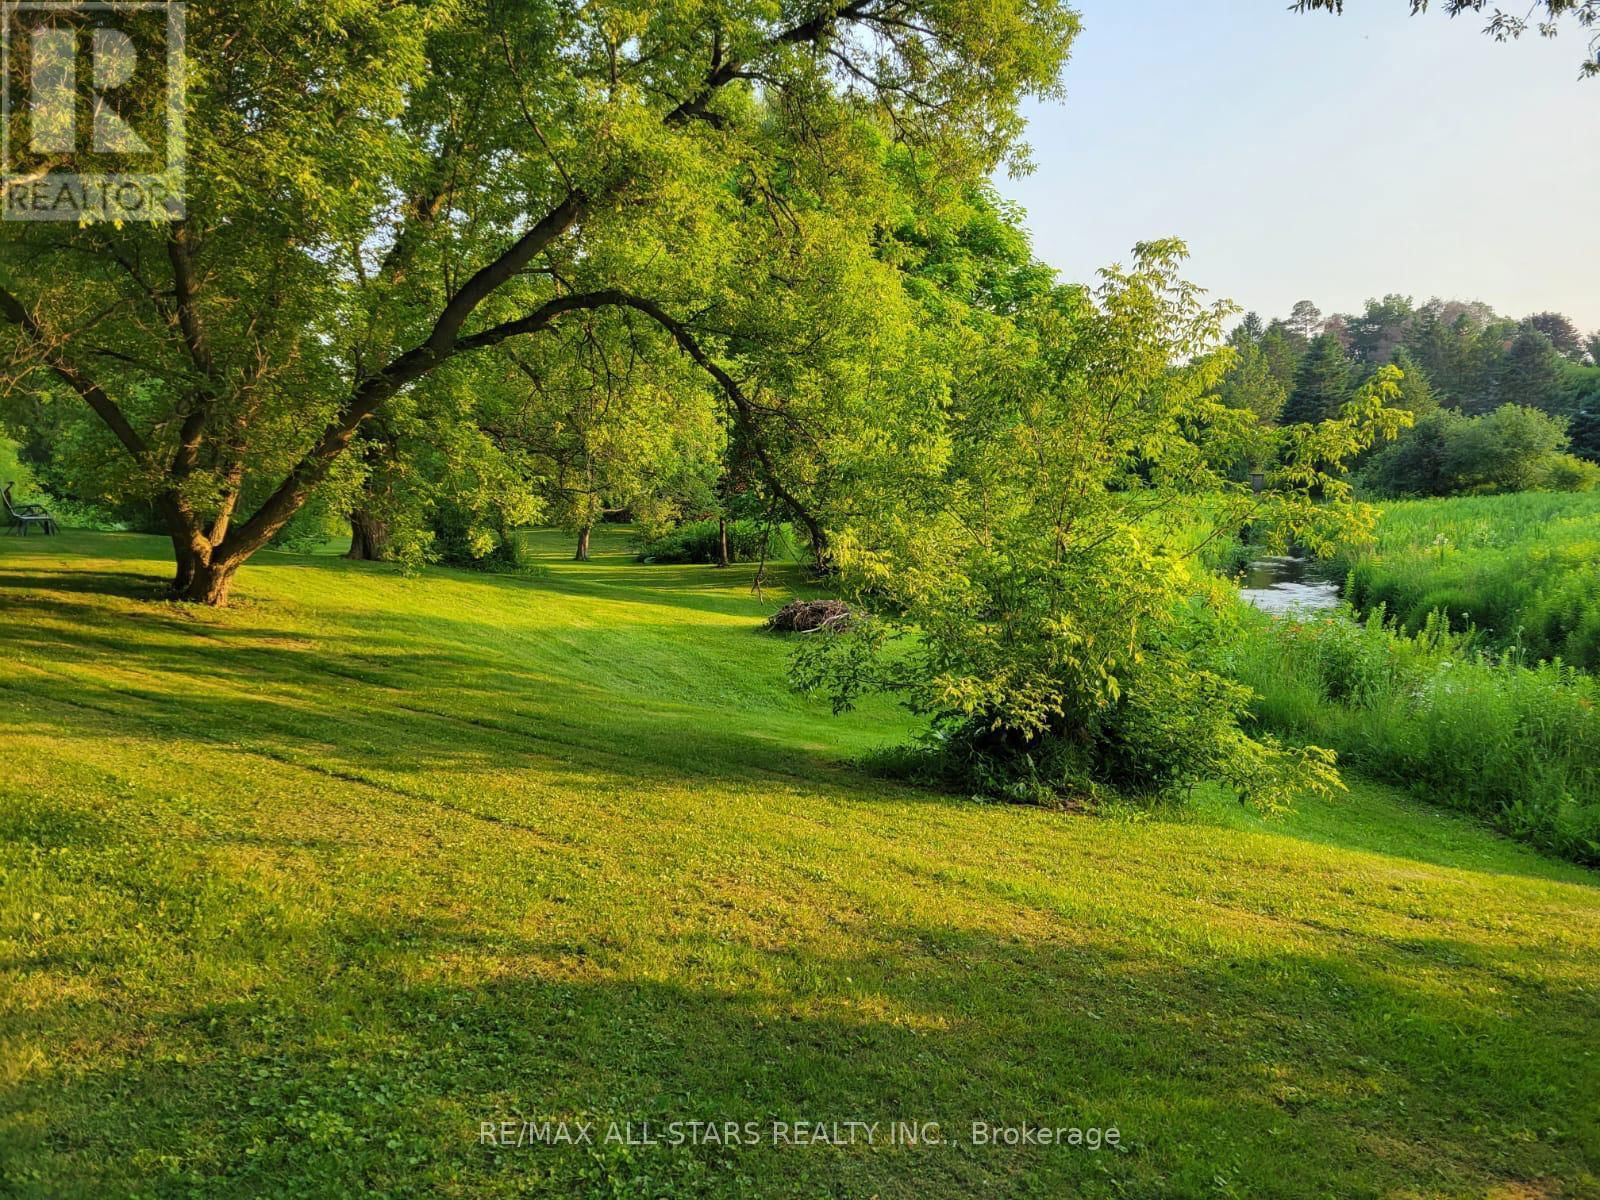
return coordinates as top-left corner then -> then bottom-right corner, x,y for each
0,0 -> 1078,602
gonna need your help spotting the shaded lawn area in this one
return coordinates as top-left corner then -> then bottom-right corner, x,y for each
2,530 -> 1598,1198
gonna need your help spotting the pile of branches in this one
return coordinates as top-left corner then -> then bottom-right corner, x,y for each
766,599 -> 854,634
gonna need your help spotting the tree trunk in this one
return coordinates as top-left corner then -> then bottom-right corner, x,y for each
804,517 -> 830,576
171,536 -> 199,594
175,556 -> 240,606
716,515 -> 730,567
347,507 -> 391,560
574,525 -> 591,561
162,495 -> 246,606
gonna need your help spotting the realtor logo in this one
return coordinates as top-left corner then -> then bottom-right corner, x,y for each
1,1 -> 184,221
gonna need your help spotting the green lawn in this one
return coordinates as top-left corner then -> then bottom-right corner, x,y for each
3,529 -> 1599,1198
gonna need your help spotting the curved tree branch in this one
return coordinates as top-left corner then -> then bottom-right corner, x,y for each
0,282 -> 148,460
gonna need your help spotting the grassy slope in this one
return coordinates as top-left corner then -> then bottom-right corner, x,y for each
2,529 -> 1598,1199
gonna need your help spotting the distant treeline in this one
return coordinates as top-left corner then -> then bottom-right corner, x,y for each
1219,298 -> 1600,496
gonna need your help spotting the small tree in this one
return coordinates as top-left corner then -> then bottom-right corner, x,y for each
1390,349 -> 1440,417
1218,342 -> 1288,425
1570,407 -> 1600,462
793,243 -> 1407,809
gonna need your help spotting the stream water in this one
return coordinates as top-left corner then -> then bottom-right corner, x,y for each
1238,556 -> 1342,616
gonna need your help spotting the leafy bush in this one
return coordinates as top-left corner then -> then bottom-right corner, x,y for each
1540,453 -> 1600,492
1361,404 -> 1571,497
790,245 -> 1404,812
1,436 -> 34,496
636,519 -> 779,564
1,436 -> 144,529
428,504 -> 530,570
1226,605 -> 1600,864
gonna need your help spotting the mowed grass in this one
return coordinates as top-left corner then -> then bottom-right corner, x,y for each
3,530 -> 1599,1199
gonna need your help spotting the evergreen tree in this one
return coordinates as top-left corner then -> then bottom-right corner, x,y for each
1390,349 -> 1439,417
1457,319 -> 1520,414
1258,321 -> 1304,391
1495,330 -> 1566,413
1408,300 -> 1501,408
1218,342 -> 1288,424
1282,333 -> 1353,424
1229,312 -> 1265,346
1570,407 -> 1600,464
1288,300 -> 1324,341
1586,331 -> 1600,367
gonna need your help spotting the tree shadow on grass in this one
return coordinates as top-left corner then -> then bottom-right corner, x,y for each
2,543 -> 1593,890
3,568 -> 1596,892
0,568 -> 171,602
3,906 -> 1593,1199
0,572 -> 898,789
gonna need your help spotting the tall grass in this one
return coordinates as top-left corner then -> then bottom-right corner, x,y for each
1225,603 -> 1600,865
1333,491 -> 1600,671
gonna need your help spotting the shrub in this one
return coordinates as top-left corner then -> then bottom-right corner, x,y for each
1361,404 -> 1571,497
636,519 -> 779,564
790,246 -> 1403,813
428,504 -> 528,570
1540,453 -> 1600,492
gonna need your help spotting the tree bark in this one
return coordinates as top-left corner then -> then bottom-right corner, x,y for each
171,536 -> 199,594
574,525 -> 591,561
176,556 -> 241,606
347,508 -> 391,561
716,515 -> 730,567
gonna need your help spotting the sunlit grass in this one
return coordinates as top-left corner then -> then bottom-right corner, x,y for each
2,529 -> 1598,1198
1338,491 -> 1600,670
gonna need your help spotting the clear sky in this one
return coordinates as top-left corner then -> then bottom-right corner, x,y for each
996,1 -> 1600,334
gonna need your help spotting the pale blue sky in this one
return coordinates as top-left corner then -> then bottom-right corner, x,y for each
997,2 -> 1600,333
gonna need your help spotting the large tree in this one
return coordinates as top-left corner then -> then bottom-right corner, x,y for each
0,0 -> 1076,604
1346,294 -> 1415,366
1524,311 -> 1588,362
1288,300 -> 1324,341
